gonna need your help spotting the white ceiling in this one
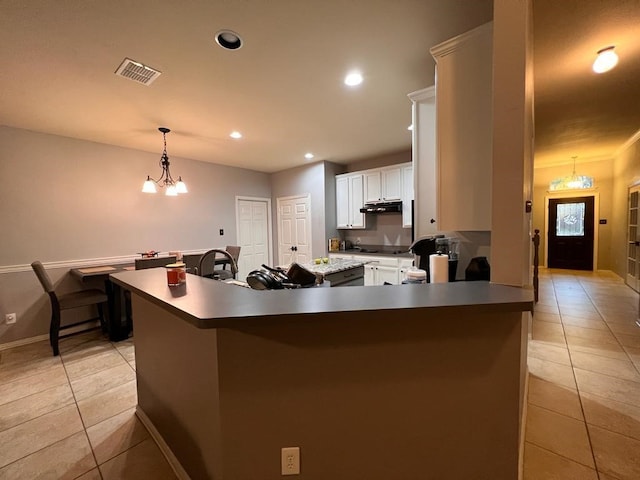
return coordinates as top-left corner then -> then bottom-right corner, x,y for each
1,1 -> 638,174
533,0 -> 640,168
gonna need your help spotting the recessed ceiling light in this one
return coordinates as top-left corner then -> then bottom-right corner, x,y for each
230,131 -> 242,139
592,46 -> 618,74
305,153 -> 314,160
344,71 -> 363,87
215,30 -> 243,50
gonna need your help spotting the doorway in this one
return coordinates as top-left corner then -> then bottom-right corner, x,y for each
277,194 -> 312,265
546,195 -> 595,270
626,185 -> 640,292
235,197 -> 272,281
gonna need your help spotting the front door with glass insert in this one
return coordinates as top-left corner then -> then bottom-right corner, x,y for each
548,196 -> 594,270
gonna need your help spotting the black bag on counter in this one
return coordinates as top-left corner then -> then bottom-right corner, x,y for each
465,257 -> 490,281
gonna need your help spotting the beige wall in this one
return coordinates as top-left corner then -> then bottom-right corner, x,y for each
0,126 -> 271,344
271,161 -> 336,260
533,159 -> 614,269
612,137 -> 640,278
490,0 -> 534,287
343,149 -> 411,173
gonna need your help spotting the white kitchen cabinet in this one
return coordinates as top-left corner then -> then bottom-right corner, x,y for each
381,167 -> 402,201
336,173 -> 365,229
354,255 -> 400,285
364,166 -> 402,203
402,164 -> 413,228
364,171 -> 381,203
408,87 -> 437,236
430,22 -> 493,231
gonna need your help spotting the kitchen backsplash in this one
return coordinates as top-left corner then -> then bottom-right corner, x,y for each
341,215 -> 412,247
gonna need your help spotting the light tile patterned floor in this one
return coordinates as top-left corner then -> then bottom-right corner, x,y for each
0,333 -> 176,479
525,269 -> 640,480
1,269 -> 639,478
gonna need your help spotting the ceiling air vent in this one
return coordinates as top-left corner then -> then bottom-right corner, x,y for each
114,58 -> 162,86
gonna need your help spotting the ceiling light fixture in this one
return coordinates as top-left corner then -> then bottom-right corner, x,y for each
142,127 -> 187,196
230,131 -> 242,139
549,155 -> 594,191
592,46 -> 618,74
344,71 -> 363,87
215,30 -> 243,50
305,153 -> 314,160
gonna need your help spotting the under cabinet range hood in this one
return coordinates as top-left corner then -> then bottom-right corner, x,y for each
359,201 -> 402,214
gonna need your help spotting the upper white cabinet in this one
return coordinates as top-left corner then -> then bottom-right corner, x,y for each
381,167 -> 402,201
336,163 -> 412,229
364,166 -> 403,203
336,173 -> 365,229
364,171 -> 382,203
430,22 -> 493,231
402,164 -> 413,228
408,87 -> 437,236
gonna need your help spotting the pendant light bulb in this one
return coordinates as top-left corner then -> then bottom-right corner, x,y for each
142,176 -> 157,193
165,184 -> 178,196
593,46 -> 618,74
175,177 -> 188,193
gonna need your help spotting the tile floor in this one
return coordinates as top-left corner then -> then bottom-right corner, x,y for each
524,269 -> 640,480
0,333 -> 176,479
1,268 -> 638,479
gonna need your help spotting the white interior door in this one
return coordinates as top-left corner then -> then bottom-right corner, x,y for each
236,197 -> 272,281
278,194 -> 312,266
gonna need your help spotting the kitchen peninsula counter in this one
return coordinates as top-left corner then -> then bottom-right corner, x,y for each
110,268 -> 531,328
111,268 -> 533,480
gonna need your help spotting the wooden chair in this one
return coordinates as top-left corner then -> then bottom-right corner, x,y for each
31,261 -> 108,356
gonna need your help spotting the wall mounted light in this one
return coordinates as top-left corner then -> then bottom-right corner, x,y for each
592,46 -> 618,74
142,127 -> 188,196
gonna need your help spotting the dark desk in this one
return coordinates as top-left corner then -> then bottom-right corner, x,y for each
70,264 -> 134,341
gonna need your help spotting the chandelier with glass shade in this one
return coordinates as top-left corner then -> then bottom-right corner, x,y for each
142,127 -> 188,196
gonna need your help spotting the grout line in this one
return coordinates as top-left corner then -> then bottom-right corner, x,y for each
552,274 -> 608,479
523,441 -> 599,473
59,347 -> 102,473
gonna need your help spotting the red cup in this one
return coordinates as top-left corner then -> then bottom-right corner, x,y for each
166,263 -> 186,287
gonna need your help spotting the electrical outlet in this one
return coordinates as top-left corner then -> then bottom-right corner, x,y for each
281,447 -> 300,475
219,228 -> 224,236
5,313 -> 17,324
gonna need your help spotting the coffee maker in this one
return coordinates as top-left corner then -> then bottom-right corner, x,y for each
410,235 -> 459,282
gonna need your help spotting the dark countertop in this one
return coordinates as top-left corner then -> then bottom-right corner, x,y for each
110,268 -> 533,329
332,245 -> 413,258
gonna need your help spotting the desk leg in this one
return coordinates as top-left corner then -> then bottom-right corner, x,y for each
105,280 -> 130,341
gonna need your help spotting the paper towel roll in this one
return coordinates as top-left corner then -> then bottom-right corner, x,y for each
429,254 -> 449,283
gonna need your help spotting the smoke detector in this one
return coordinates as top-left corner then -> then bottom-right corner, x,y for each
114,58 -> 162,85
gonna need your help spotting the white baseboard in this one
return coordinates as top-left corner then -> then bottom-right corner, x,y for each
136,406 -> 191,480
